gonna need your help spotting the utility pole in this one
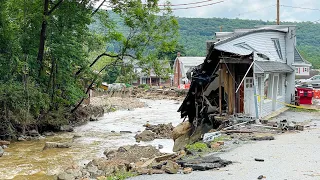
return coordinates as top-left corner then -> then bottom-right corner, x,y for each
277,0 -> 280,25
219,26 -> 223,32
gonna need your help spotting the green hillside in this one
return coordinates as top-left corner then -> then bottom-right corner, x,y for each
177,17 -> 320,68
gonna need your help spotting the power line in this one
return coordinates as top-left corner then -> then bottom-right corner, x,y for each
160,0 -> 225,10
281,5 -> 320,11
158,0 -> 219,6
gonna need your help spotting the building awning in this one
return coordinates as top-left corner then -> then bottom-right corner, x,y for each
254,61 -> 294,73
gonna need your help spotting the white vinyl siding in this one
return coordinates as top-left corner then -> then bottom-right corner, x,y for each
215,31 -> 286,62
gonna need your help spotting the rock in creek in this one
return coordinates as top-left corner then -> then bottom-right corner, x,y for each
135,130 -> 156,142
43,142 -> 71,150
0,140 -> 10,146
0,146 -> 4,157
135,123 -> 174,142
28,129 -> 40,137
105,145 -> 162,163
60,125 -> 74,132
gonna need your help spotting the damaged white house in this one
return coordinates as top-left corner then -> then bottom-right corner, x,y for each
179,25 -> 310,129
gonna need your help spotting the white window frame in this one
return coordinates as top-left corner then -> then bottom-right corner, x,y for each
141,77 -> 147,84
271,38 -> 283,60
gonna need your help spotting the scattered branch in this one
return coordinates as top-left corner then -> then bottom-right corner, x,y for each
48,0 -> 64,15
92,0 -> 107,16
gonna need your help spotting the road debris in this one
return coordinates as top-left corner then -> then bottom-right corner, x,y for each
254,158 -> 265,162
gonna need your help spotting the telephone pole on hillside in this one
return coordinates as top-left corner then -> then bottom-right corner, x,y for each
277,0 -> 280,25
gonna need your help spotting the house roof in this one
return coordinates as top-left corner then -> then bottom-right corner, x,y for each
178,57 -> 205,67
294,46 -> 311,66
214,29 -> 287,46
254,61 -> 294,73
175,56 -> 205,77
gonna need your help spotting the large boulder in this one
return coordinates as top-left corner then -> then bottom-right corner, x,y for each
172,121 -> 191,141
173,126 -> 202,152
135,130 -> 156,142
145,123 -> 174,139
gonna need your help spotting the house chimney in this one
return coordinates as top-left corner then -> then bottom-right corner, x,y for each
177,52 -> 181,57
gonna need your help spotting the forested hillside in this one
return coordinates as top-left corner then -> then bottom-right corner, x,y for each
177,17 -> 320,68
0,0 -> 178,139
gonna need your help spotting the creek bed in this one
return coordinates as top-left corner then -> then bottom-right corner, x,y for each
0,99 -> 182,180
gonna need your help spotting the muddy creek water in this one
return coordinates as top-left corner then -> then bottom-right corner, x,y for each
0,99 -> 182,180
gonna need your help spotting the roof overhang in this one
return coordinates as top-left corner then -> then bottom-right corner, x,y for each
254,61 -> 294,73
292,63 -> 312,67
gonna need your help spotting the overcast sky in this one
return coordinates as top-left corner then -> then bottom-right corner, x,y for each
97,0 -> 320,22
155,0 -> 320,22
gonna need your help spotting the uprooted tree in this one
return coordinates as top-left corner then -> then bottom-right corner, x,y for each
0,0 -> 179,139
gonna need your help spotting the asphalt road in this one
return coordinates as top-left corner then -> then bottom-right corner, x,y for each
130,119 -> 320,180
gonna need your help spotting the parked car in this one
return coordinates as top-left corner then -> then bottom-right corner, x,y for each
297,75 -> 320,87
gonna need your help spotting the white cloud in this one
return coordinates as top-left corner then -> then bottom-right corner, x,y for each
95,0 -> 320,22
159,0 -> 320,22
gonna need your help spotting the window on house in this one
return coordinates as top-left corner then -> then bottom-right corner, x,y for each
141,78 -> 147,84
272,38 -> 283,60
295,68 -> 299,74
278,75 -> 283,96
234,42 -> 257,52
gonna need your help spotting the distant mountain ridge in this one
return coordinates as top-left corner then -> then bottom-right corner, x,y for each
177,17 -> 320,68
90,12 -> 320,68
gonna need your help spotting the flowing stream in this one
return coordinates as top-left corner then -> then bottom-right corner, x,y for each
0,99 -> 182,180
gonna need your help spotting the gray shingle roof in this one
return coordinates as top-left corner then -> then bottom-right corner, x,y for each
254,61 -> 294,73
294,46 -> 310,64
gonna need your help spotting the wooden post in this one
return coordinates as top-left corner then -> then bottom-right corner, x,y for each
277,0 -> 280,25
219,60 -> 222,116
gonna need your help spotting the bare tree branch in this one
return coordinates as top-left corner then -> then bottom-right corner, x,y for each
48,0 -> 64,15
92,0 -> 107,16
75,52 -> 136,76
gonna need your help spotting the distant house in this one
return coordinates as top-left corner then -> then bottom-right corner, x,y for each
200,25 -> 311,118
292,47 -> 312,76
123,57 -> 172,86
173,52 -> 205,88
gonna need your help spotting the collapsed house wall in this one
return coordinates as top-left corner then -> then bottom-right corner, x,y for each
178,46 -> 254,133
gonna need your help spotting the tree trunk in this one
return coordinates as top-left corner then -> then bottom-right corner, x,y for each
37,0 -> 49,77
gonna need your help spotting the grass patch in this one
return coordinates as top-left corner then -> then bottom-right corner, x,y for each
288,107 -> 320,113
97,171 -> 137,180
186,142 -> 208,152
211,135 -> 231,143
